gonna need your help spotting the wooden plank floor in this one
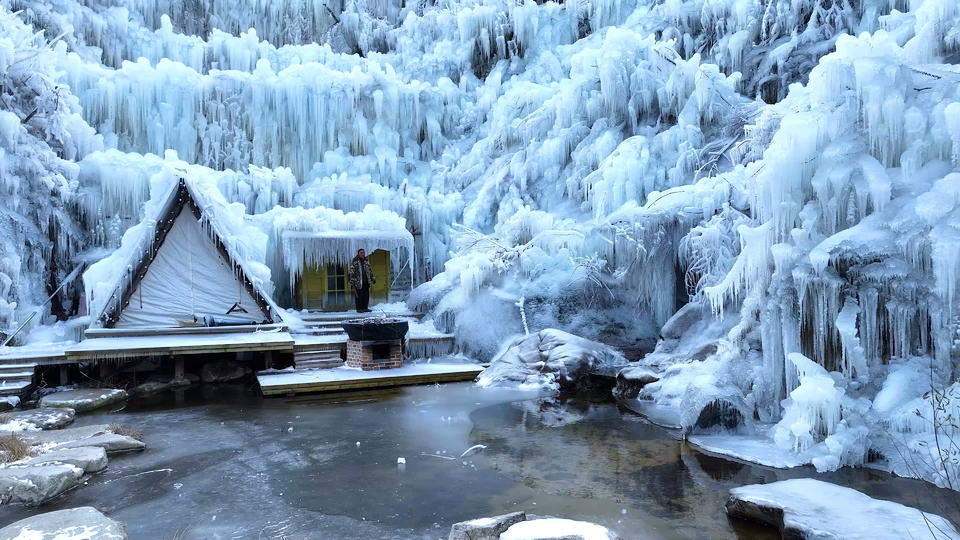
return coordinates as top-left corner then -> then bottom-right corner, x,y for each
258,363 -> 483,396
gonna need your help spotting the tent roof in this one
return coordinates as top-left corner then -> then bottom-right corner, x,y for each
87,178 -> 277,328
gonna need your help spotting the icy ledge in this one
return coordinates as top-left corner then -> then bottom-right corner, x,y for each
726,479 -> 959,539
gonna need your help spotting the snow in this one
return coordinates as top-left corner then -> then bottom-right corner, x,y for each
256,362 -> 483,388
728,479 -> 959,539
500,518 -> 616,540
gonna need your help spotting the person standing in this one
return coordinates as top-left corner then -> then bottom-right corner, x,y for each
349,249 -> 376,312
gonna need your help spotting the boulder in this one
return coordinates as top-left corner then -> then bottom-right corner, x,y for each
25,446 -> 108,473
1,408 -> 75,430
500,519 -> 619,540
0,463 -> 84,504
726,479 -> 959,539
0,398 -> 17,413
478,330 -> 626,393
612,366 -> 659,400
449,511 -> 526,540
200,361 -> 251,383
39,389 -> 127,413
131,381 -> 171,396
658,302 -> 709,341
0,506 -> 126,539
21,425 -> 144,455
59,433 -> 144,455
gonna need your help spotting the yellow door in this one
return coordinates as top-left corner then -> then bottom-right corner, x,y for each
369,249 -> 390,306
298,251 -> 390,311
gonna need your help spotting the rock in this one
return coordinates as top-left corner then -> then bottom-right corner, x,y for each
19,424 -> 113,446
59,433 -> 144,455
0,398 -> 17,413
726,479 -> 959,539
0,506 -> 126,539
612,366 -> 659,400
20,424 -> 144,454
658,302 -> 708,341
39,389 -> 127,413
0,463 -> 84,504
25,446 -> 108,473
449,511 -> 526,540
500,518 -> 619,540
131,381 -> 171,396
694,399 -> 744,430
1,407 -> 75,430
200,361 -> 251,383
478,329 -> 626,393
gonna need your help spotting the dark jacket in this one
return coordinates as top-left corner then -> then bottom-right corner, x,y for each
349,257 -> 375,290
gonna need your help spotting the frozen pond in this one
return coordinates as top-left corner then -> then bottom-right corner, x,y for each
0,383 -> 955,538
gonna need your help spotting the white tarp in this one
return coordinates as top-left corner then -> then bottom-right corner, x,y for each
116,207 -> 266,328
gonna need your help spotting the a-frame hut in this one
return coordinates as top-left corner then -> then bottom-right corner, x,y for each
89,178 -> 277,329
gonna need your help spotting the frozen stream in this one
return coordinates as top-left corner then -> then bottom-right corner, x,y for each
0,383 -> 955,538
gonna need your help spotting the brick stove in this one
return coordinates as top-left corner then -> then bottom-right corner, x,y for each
345,339 -> 404,370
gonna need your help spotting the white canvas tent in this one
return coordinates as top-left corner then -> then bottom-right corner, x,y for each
89,179 -> 277,328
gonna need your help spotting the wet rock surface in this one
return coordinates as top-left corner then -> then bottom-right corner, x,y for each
0,506 -> 126,539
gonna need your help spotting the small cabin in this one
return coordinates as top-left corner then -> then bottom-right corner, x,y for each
279,230 -> 414,312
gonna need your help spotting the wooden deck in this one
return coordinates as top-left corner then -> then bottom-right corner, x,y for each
65,330 -> 295,360
257,363 -> 483,396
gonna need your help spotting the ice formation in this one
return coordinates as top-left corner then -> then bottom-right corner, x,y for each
0,0 -> 958,489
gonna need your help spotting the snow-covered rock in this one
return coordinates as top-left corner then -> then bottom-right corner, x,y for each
500,518 -> 618,540
0,463 -> 85,505
0,507 -> 126,539
1,408 -> 76,430
21,425 -> 144,455
200,361 -> 252,383
448,511 -> 526,540
477,329 -> 626,393
612,366 -> 659,400
39,389 -> 128,413
131,381 -> 171,396
24,446 -> 108,474
726,479 -> 959,539
58,433 -> 145,455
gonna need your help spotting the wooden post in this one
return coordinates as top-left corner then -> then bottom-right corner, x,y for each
264,351 -> 274,370
59,365 -> 69,386
174,356 -> 185,381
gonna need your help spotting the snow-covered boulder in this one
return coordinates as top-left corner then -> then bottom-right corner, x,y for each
1,408 -> 76,430
21,425 -> 145,455
0,507 -> 126,539
24,446 -> 108,474
612,366 -> 659,400
448,511 -> 526,540
0,463 -> 85,504
500,518 -> 619,540
131,381 -> 171,396
200,360 -> 252,383
477,329 -> 626,393
40,389 -> 128,413
726,479 -> 959,539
